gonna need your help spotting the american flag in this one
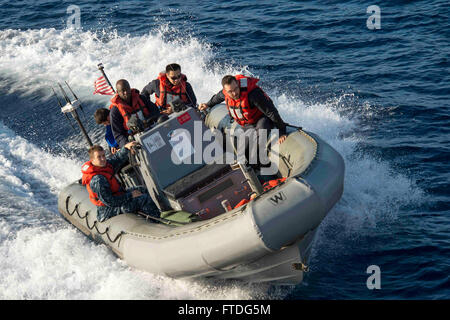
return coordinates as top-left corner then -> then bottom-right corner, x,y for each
93,76 -> 115,95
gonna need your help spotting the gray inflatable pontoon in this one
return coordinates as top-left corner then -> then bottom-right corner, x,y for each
58,104 -> 344,285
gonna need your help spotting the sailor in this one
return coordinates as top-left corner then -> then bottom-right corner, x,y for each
110,79 -> 160,148
141,63 -> 197,114
198,75 -> 287,145
81,143 -> 159,222
94,108 -> 119,154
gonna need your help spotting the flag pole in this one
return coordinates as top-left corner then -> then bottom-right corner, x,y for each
97,63 -> 116,94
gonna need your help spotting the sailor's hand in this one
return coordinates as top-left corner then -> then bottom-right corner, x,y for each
278,135 -> 287,144
131,190 -> 143,198
161,106 -> 173,115
124,141 -> 138,153
198,103 -> 209,111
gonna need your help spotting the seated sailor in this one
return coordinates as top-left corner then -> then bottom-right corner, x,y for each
94,108 -> 119,154
110,79 -> 160,148
141,63 -> 197,115
81,143 -> 159,222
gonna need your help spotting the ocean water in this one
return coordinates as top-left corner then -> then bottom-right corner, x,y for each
0,0 -> 448,300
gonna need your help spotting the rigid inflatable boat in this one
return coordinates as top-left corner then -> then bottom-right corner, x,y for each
58,103 -> 345,285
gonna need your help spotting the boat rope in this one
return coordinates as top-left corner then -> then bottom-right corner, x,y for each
62,132 -> 319,243
125,132 -> 319,241
65,196 -> 125,244
297,130 -> 318,177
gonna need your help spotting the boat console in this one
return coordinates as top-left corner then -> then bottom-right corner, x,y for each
128,106 -> 255,219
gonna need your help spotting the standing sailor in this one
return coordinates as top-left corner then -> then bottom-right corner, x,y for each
198,75 -> 287,144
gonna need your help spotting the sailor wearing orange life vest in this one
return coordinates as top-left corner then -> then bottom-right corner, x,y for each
141,63 -> 197,115
198,75 -> 287,144
81,143 -> 159,222
109,79 -> 160,148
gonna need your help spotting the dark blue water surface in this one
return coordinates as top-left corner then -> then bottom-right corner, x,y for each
0,0 -> 448,299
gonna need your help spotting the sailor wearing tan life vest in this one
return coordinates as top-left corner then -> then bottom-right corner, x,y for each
199,75 -> 287,144
141,63 -> 197,115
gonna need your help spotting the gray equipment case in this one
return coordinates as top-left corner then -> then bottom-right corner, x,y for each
134,107 -> 253,217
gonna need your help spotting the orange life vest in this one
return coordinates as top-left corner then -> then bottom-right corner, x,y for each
234,177 -> 287,209
234,198 -> 251,209
109,89 -> 151,130
155,72 -> 190,110
81,161 -> 123,207
263,177 -> 286,191
223,75 -> 264,126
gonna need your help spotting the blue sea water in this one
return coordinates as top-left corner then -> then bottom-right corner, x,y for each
0,0 -> 448,299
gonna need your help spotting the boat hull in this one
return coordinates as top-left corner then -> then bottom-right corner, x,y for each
58,126 -> 344,285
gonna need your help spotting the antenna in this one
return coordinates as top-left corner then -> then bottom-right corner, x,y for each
65,80 -> 79,100
57,82 -> 71,104
52,87 -> 76,131
65,80 -> 87,118
56,82 -> 93,147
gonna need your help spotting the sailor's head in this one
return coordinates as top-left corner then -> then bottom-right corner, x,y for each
116,79 -> 131,105
94,108 -> 110,126
166,63 -> 182,86
222,75 -> 240,100
89,145 -> 107,167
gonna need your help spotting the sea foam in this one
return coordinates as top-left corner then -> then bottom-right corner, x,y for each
0,27 -> 423,299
